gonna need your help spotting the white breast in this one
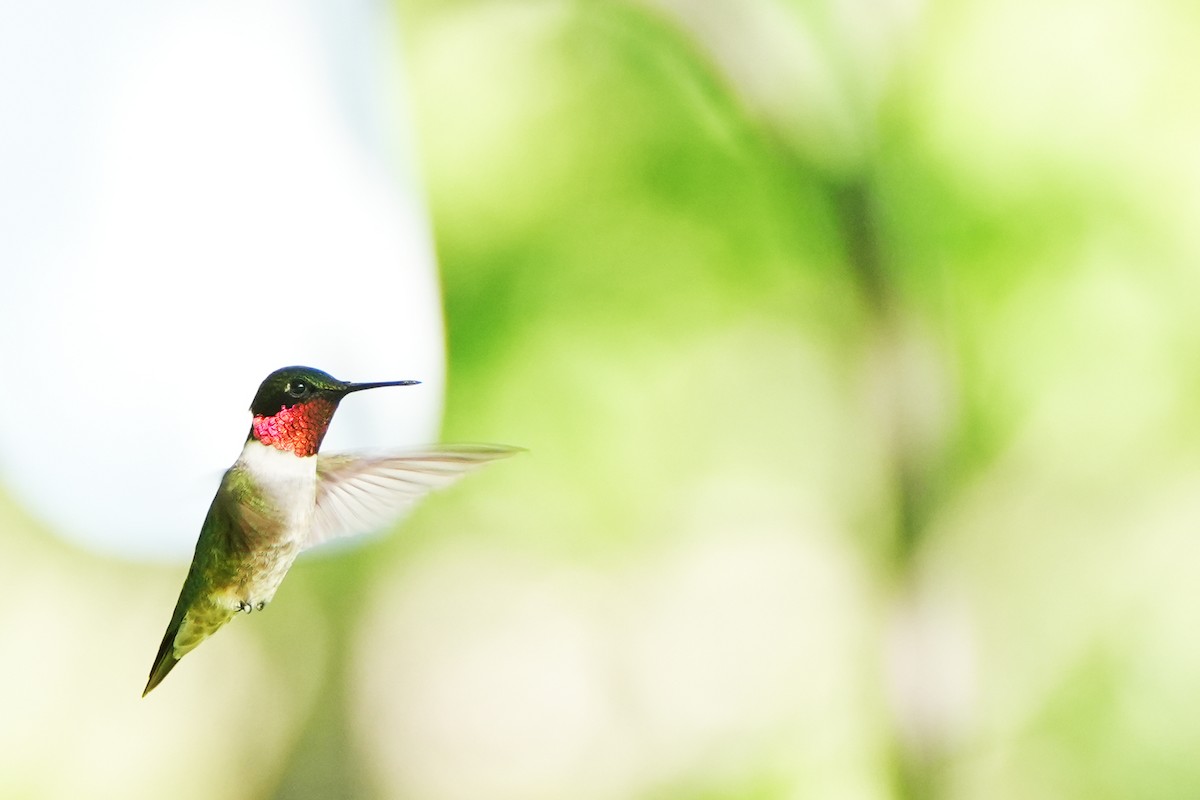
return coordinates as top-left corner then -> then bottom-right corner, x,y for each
236,439 -> 319,530
229,439 -> 320,607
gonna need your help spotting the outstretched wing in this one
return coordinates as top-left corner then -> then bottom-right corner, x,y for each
307,444 -> 520,549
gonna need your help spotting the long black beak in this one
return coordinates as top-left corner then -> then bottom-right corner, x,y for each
341,379 -> 421,395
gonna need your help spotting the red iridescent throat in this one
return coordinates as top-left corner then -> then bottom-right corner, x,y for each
250,396 -> 338,457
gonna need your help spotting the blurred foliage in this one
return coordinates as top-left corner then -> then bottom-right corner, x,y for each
6,0 -> 1200,798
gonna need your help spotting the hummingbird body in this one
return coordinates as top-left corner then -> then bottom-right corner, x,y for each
143,366 -> 517,696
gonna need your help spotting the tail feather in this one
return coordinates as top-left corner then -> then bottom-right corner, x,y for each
143,629 -> 180,696
142,598 -> 236,696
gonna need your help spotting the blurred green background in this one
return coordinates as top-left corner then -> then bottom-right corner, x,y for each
4,0 -> 1200,798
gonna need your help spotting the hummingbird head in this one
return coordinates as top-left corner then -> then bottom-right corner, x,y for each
247,366 -> 419,457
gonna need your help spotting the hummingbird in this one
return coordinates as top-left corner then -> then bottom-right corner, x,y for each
143,365 -> 517,696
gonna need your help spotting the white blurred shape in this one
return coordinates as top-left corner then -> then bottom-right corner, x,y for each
354,527 -> 872,800
0,0 -> 443,560
355,549 -> 617,800
884,585 -> 977,753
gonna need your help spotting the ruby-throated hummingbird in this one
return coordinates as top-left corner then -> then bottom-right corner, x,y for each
143,365 -> 517,696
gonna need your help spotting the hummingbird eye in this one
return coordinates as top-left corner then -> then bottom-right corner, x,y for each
285,380 -> 309,399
